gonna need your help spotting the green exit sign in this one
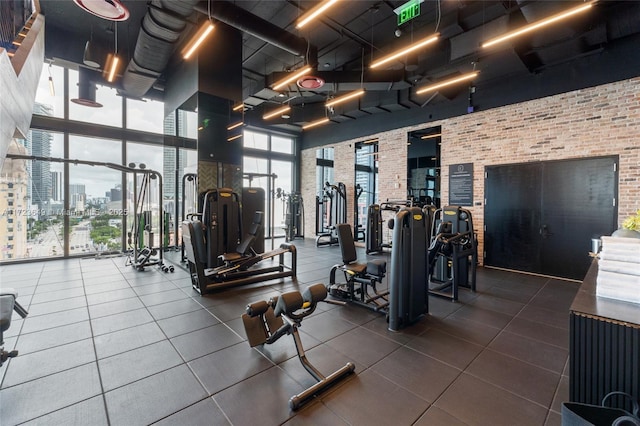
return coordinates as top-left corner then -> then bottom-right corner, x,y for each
395,0 -> 422,26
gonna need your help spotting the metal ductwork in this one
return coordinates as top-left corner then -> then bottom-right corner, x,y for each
121,0 -> 199,98
194,1 -> 317,65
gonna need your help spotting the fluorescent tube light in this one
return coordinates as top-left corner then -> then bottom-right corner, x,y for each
415,72 -> 479,95
370,34 -> 439,69
302,117 -> 330,130
182,21 -> 215,59
296,0 -> 340,29
325,89 -> 365,108
482,2 -> 595,48
227,134 -> 243,142
420,133 -> 441,139
232,103 -> 244,111
227,121 -> 243,131
271,66 -> 312,91
263,105 -> 291,120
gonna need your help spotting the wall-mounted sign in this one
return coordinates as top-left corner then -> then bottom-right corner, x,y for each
394,0 -> 424,26
449,163 -> 473,206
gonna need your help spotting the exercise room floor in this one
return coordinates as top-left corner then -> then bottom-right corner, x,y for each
0,238 -> 578,425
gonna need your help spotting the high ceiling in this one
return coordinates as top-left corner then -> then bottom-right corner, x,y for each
40,0 -> 640,134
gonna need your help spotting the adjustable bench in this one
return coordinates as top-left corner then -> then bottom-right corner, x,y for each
242,283 -> 355,410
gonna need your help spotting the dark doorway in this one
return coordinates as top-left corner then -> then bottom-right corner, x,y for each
484,156 -> 618,280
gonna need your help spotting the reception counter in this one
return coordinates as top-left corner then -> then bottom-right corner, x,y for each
569,260 -> 640,411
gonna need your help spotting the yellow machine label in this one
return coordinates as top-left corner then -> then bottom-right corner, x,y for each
444,210 -> 456,215
249,189 -> 257,193
413,214 -> 423,221
221,193 -> 231,197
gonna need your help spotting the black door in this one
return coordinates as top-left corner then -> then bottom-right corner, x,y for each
485,157 -> 617,280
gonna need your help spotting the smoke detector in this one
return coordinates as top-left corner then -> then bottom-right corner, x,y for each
297,75 -> 325,90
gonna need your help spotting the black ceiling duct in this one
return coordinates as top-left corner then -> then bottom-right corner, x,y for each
71,67 -> 102,107
194,1 -> 317,65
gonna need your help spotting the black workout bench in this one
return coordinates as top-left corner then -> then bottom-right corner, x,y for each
242,283 -> 355,410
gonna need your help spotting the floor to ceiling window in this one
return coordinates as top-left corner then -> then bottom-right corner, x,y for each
243,130 -> 296,239
0,62 -> 197,263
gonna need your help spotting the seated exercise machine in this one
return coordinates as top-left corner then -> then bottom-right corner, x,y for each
242,283 -> 355,410
328,223 -> 388,313
182,212 -> 297,295
388,206 -> 430,331
1,289 -> 28,366
315,182 -> 347,247
276,189 -> 305,242
428,206 -> 477,301
365,200 -> 412,254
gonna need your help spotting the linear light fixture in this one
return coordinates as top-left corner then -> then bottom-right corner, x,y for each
232,103 -> 244,111
302,117 -> 330,130
271,66 -> 312,91
482,1 -> 596,48
415,71 -> 479,95
420,133 -> 441,139
325,89 -> 365,108
104,53 -> 120,83
263,105 -> 291,120
182,20 -> 215,59
227,121 -> 243,131
227,134 -> 243,142
362,138 -> 378,144
296,0 -> 340,29
370,34 -> 439,69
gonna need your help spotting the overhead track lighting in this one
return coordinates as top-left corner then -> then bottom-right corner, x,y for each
271,66 -> 313,91
302,117 -> 330,130
415,71 -> 479,95
263,105 -> 291,120
296,0 -> 340,29
482,1 -> 596,48
182,20 -> 215,59
325,89 -> 365,108
370,34 -> 439,69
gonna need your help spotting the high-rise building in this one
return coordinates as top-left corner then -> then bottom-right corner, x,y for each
162,111 -> 189,200
69,183 -> 86,211
0,141 -> 29,260
51,171 -> 62,201
29,103 -> 54,213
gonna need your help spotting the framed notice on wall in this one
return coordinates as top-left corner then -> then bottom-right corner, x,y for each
449,163 -> 473,206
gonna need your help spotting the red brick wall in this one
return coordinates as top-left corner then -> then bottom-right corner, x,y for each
302,77 -> 640,261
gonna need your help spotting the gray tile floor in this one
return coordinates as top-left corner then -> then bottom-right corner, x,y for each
0,239 -> 577,425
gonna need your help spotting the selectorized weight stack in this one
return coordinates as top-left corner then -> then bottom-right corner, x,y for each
201,188 -> 242,268
388,206 -> 429,332
242,187 -> 265,254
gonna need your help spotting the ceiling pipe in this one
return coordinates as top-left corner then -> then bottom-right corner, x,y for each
194,1 -> 318,65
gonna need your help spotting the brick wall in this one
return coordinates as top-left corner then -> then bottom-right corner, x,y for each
301,77 -> 640,260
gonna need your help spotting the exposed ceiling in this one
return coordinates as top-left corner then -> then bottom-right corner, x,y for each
40,0 -> 640,135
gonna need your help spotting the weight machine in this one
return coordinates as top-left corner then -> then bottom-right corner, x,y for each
315,182 -> 347,247
1,289 -> 28,366
182,188 -> 297,295
388,206 -> 430,331
365,199 -> 411,254
180,173 -> 198,263
428,206 -> 477,301
127,168 -> 173,272
328,223 -> 388,313
276,189 -> 305,242
353,184 -> 366,242
5,154 -> 173,272
242,284 -> 354,410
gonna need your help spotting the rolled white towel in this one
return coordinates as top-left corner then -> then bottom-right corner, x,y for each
599,259 -> 640,275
